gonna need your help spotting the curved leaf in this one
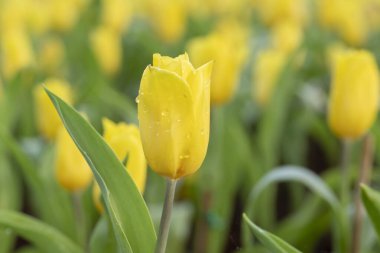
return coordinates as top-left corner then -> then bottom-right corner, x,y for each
361,184 -> 380,241
243,214 -> 302,253
45,89 -> 156,253
0,210 -> 82,253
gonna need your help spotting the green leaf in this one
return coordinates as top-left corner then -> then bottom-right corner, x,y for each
90,216 -> 118,253
361,184 -> 380,241
243,214 -> 302,253
0,210 -> 82,253
243,166 -> 347,253
45,89 -> 156,253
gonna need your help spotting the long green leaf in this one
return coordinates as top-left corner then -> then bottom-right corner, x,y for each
361,184 -> 380,241
45,89 -> 156,253
0,210 -> 82,253
243,166 -> 346,253
243,213 -> 302,253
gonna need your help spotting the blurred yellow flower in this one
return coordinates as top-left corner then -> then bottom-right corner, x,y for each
39,37 -> 65,74
55,126 -> 92,192
1,28 -> 34,80
328,50 -> 379,139
187,22 -> 248,105
27,0 -> 51,34
253,49 -> 286,107
93,118 -> 147,212
326,42 -> 348,70
143,0 -> 187,43
318,0 -> 368,46
90,26 -> 122,76
253,0 -> 307,27
101,0 -> 133,33
0,0 -> 28,32
271,21 -> 303,54
34,79 -> 73,140
50,0 -> 80,32
137,53 -> 212,179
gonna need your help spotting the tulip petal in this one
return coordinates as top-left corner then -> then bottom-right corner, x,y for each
138,66 -> 195,178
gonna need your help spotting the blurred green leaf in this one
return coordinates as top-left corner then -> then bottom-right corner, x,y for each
0,210 -> 82,253
0,131 -> 78,242
361,184 -> 380,242
90,216 -> 117,253
243,213 -> 302,253
46,89 -> 156,253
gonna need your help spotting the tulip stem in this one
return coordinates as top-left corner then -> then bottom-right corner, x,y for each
340,140 -> 352,205
155,179 -> 177,253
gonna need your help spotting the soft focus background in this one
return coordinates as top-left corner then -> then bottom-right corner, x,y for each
2,0 -> 380,252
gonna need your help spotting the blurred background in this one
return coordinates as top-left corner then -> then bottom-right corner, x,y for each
2,0 -> 380,252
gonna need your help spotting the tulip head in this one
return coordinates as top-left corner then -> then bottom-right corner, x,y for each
90,25 -> 122,76
101,0 -> 132,33
39,37 -> 65,74
271,21 -> 303,54
253,49 -> 286,107
328,50 -> 379,139
93,118 -> 147,212
34,79 -> 73,140
187,23 -> 248,105
137,53 -> 212,179
55,126 -> 92,192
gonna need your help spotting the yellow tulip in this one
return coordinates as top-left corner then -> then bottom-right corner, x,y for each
101,0 -> 133,33
27,0 -> 51,34
1,28 -> 34,80
50,0 -> 80,32
137,53 -> 212,179
34,79 -> 73,140
254,0 -> 307,27
253,49 -> 286,107
187,22 -> 248,105
55,126 -> 92,192
39,37 -> 65,74
271,21 -> 303,54
318,0 -> 368,46
93,118 -> 147,212
90,25 -> 122,76
328,50 -> 379,139
143,0 -> 187,43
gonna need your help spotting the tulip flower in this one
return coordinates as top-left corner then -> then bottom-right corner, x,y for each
137,53 -> 212,179
90,25 -> 122,76
328,50 -> 379,139
138,53 -> 212,253
101,0 -> 132,33
253,49 -> 286,107
93,118 -> 147,212
1,28 -> 34,80
271,21 -> 303,54
142,0 -> 187,43
39,37 -> 65,74
34,79 -> 73,140
55,126 -> 92,192
187,22 -> 248,105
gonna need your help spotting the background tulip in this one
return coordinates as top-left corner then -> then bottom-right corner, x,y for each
328,50 -> 379,139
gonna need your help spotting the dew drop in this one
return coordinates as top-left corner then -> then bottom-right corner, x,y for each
179,154 -> 190,159
177,119 -> 182,123
135,96 -> 140,103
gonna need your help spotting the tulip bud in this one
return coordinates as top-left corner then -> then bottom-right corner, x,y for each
50,0 -> 80,32
253,49 -> 286,107
271,21 -> 303,54
90,25 -> 122,76
137,53 -> 212,179
55,126 -> 92,192
187,22 -> 248,105
39,37 -> 65,74
328,50 -> 379,139
93,118 -> 147,212
34,79 -> 73,140
1,28 -> 34,80
101,0 -> 132,33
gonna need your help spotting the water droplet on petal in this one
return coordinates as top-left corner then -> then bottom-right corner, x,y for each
135,96 -> 140,103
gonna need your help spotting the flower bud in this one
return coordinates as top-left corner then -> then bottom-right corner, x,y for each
93,118 -> 147,212
55,126 -> 92,191
137,53 -> 212,179
34,79 -> 73,140
328,50 -> 379,139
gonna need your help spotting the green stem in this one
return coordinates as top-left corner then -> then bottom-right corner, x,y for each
155,179 -> 177,253
340,140 -> 352,205
72,191 -> 86,249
